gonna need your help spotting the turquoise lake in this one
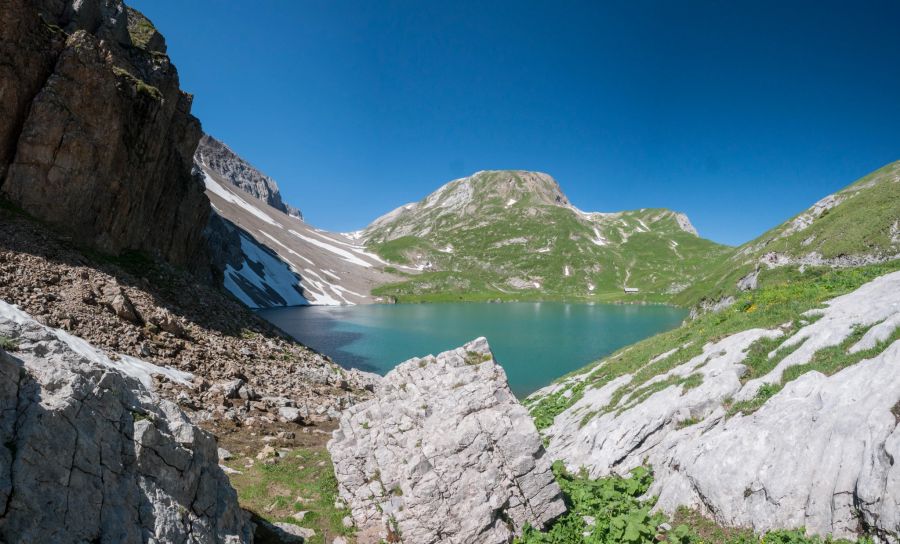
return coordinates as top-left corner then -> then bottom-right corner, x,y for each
259,303 -> 687,397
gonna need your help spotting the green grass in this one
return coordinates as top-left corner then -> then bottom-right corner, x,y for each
725,317 -> 900,418
366,163 -> 898,307
674,160 -> 900,308
725,382 -> 782,417
111,66 -> 163,101
129,17 -> 157,49
515,463 -> 872,544
225,447 -> 353,544
365,171 -> 733,305
126,7 -> 161,51
528,260 -> 900,429
782,324 -> 899,383
0,336 -> 18,351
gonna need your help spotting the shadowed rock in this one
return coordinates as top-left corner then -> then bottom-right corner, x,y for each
0,301 -> 252,543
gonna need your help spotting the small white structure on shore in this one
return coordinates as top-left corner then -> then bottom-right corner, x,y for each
624,286 -> 640,294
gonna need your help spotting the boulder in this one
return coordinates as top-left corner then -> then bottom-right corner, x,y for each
0,301 -> 251,542
328,338 -> 565,544
277,406 -> 304,424
110,292 -> 142,324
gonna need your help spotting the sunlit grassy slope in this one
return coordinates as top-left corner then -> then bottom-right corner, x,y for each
364,170 -> 732,304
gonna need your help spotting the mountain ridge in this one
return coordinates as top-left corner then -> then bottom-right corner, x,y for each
674,159 -> 900,309
195,133 -> 302,220
361,169 -> 728,304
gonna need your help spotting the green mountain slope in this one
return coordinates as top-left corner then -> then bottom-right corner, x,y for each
360,170 -> 731,303
675,160 -> 900,309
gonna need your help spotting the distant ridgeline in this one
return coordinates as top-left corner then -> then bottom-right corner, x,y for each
203,155 -> 899,309
358,169 -> 731,304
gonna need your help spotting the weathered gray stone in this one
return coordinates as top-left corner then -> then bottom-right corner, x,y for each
278,406 -> 304,423
328,338 -> 565,544
0,301 -> 251,543
533,270 -> 900,542
195,133 -> 301,219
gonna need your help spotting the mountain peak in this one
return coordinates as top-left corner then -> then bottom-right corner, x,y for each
460,170 -> 570,207
195,133 -> 302,219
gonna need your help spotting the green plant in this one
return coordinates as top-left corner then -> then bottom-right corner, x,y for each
515,463 -> 665,543
464,350 -> 492,365
517,464 -> 875,543
112,66 -> 163,101
0,335 -> 19,351
226,446 -> 354,544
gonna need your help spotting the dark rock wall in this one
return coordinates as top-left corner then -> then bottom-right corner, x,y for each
0,0 -> 211,272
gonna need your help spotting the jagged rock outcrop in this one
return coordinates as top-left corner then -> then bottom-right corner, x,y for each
532,270 -> 900,541
328,338 -> 565,544
0,0 -> 210,270
196,133 -> 301,219
0,301 -> 252,543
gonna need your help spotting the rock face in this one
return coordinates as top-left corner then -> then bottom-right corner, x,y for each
532,270 -> 900,541
0,301 -> 252,543
196,133 -> 301,219
328,338 -> 565,544
0,0 -> 210,270
197,163 -> 402,307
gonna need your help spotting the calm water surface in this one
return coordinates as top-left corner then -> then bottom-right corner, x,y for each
259,303 -> 686,397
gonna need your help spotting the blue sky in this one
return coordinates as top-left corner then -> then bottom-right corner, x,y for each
132,0 -> 900,246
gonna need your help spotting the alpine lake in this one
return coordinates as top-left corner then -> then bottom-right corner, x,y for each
259,302 -> 687,397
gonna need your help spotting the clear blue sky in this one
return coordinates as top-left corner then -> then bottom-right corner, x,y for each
131,0 -> 900,246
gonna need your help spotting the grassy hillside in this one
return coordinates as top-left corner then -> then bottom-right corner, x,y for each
675,160 -> 900,308
364,170 -> 731,304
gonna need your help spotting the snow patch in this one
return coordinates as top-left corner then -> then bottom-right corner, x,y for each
289,230 -> 373,268
258,231 -> 315,266
224,233 -> 309,308
0,300 -> 193,390
590,227 -> 608,246
203,171 -> 282,228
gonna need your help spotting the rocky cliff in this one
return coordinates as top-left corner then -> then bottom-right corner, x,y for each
0,0 -> 210,270
0,300 -> 252,543
329,338 -> 566,544
196,133 -> 302,219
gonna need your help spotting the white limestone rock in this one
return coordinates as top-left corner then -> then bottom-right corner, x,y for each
328,338 -> 565,544
652,342 -> 900,540
533,270 -> 900,541
0,302 -> 251,543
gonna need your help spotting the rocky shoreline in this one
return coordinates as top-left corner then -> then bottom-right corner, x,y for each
0,211 -> 377,430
